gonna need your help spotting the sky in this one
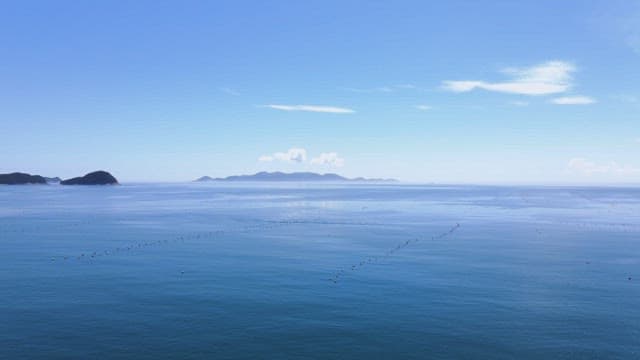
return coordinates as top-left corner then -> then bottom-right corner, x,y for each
1,0 -> 639,184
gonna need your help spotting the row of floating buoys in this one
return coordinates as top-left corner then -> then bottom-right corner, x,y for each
329,223 -> 460,283
49,218 -> 301,263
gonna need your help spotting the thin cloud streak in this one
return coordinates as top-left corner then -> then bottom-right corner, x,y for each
342,84 -> 417,93
551,96 -> 596,105
568,158 -> 639,175
264,105 -> 355,114
220,87 -> 240,96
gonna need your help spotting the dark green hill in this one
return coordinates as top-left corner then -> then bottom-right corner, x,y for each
0,172 -> 47,185
61,171 -> 118,185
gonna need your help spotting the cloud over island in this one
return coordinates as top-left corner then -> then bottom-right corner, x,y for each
259,148 -> 345,168
258,148 -> 307,163
310,152 -> 345,167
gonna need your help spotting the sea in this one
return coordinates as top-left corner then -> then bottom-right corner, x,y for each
1,183 -> 639,359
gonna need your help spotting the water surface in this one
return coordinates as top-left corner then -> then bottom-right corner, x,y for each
1,183 -> 639,359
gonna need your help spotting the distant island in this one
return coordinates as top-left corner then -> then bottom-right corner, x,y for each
61,171 -> 118,185
195,172 -> 397,182
0,172 -> 47,185
44,177 -> 61,183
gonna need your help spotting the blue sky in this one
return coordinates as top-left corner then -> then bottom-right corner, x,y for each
1,0 -> 639,183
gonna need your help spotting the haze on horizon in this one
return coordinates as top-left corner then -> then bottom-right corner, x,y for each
1,1 -> 639,184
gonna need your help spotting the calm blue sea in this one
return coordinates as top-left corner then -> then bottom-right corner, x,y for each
1,183 -> 639,359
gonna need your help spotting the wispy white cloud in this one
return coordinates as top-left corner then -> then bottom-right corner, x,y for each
621,7 -> 640,54
627,37 -> 640,54
220,87 -> 240,96
551,96 -> 596,105
259,148 -> 307,163
595,4 -> 640,55
443,61 -> 575,96
311,152 -> 345,167
395,84 -> 417,89
509,101 -> 529,106
264,104 -> 354,114
612,94 -> 639,103
567,158 -> 608,175
415,105 -> 432,110
568,158 -> 640,175
343,84 -> 417,93
344,86 -> 393,93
